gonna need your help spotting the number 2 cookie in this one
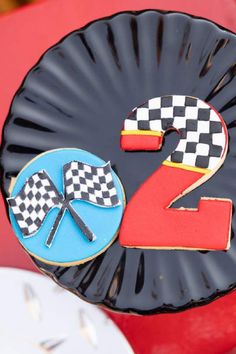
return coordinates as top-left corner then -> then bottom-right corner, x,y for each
120,95 -> 232,251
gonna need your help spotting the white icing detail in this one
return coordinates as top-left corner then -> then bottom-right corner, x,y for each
46,199 -> 54,208
176,139 -> 187,152
105,173 -> 112,183
172,95 -> 186,106
87,179 -> 95,188
149,120 -> 163,131
80,184 -> 89,193
84,164 -> 92,173
148,97 -> 161,109
185,106 -> 199,119
186,131 -> 200,142
93,175 -> 100,183
71,161 -> 78,170
136,108 -> 149,121
196,100 -> 209,108
208,156 -> 221,170
174,116 -> 186,129
196,143 -> 210,156
38,209 -> 45,221
89,194 -> 97,203
213,132 -> 225,147
24,184 -> 31,194
182,153 -> 197,166
124,119 -> 138,130
210,109 -> 220,121
198,121 -> 210,134
65,170 -> 73,180
67,184 -> 74,195
160,107 -> 174,118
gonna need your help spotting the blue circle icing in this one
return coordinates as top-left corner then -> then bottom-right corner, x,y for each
9,149 -> 125,265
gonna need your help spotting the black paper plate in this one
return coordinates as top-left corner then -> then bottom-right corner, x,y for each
1,10 -> 236,315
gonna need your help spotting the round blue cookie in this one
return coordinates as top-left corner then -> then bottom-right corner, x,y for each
8,149 -> 125,266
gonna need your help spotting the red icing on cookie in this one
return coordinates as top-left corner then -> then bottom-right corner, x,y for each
119,164 -> 232,250
121,134 -> 163,151
119,95 -> 232,250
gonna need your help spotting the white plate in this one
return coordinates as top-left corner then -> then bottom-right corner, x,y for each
0,267 -> 134,354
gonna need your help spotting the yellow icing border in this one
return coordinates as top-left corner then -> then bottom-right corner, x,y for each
162,160 -> 210,174
121,130 -> 163,137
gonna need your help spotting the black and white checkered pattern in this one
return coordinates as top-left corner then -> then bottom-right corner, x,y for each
8,171 -> 62,236
63,161 -> 120,207
124,95 -> 226,170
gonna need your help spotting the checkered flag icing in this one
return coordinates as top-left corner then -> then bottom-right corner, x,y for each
124,95 -> 226,170
8,160 -> 121,248
63,161 -> 120,207
8,171 -> 62,236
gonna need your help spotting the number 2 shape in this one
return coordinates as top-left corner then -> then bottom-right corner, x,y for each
119,95 -> 232,250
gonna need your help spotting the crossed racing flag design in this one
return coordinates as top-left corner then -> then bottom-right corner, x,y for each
8,161 -> 120,247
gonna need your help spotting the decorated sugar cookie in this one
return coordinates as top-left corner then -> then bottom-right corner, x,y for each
120,95 -> 232,251
8,149 -> 125,266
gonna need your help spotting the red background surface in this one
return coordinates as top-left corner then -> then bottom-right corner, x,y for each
1,1 -> 236,353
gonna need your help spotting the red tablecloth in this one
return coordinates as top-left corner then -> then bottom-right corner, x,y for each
1,1 -> 236,353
